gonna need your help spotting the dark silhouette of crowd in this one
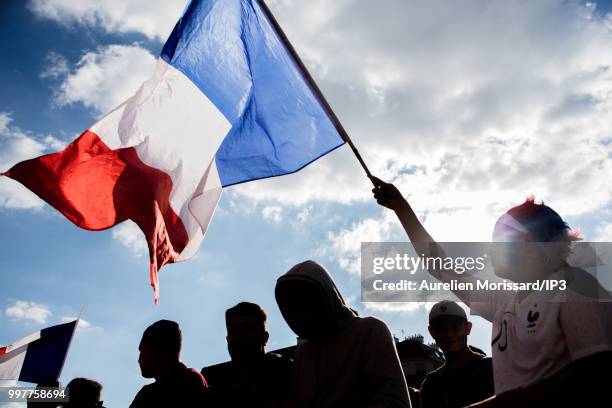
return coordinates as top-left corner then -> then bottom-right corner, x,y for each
28,178 -> 612,408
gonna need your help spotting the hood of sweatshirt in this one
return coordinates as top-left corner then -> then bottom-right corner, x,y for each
275,260 -> 357,341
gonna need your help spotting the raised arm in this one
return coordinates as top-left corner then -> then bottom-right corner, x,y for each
370,176 -> 435,244
370,175 -> 450,281
370,176 -> 483,306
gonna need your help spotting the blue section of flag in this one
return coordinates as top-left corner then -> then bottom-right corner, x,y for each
19,321 -> 76,383
161,0 -> 345,187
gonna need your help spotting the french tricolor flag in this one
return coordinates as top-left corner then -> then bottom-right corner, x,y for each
3,0 -> 345,301
0,320 -> 77,383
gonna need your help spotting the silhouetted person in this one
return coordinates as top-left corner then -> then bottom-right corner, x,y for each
420,301 -> 493,408
275,260 -> 412,408
28,378 -> 103,408
202,302 -> 293,408
130,319 -> 209,408
63,378 -> 104,408
371,176 -> 612,407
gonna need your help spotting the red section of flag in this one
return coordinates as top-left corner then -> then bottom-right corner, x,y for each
0,347 -> 6,356
3,130 -> 189,302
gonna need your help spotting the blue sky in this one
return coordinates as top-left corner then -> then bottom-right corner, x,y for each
1,0 -> 612,406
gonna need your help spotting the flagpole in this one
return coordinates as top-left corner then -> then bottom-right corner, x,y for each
56,307 -> 83,381
256,0 -> 373,180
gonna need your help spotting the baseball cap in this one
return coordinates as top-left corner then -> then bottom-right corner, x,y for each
429,300 -> 467,324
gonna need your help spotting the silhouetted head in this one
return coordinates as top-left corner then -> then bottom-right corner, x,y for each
275,260 -> 356,342
491,197 -> 578,280
138,319 -> 182,378
428,300 -> 471,355
64,377 -> 103,408
225,302 -> 269,362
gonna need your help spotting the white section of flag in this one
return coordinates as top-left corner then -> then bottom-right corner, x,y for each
0,345 -> 28,380
90,59 -> 230,260
0,331 -> 41,381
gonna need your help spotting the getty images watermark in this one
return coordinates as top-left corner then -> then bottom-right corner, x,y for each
361,242 -> 612,303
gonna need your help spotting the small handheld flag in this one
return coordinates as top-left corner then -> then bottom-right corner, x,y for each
0,319 -> 78,383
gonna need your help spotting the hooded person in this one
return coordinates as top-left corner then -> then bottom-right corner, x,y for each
275,260 -> 412,408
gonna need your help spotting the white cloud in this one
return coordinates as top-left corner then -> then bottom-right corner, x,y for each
363,302 -> 434,314
28,0 -> 187,41
0,112 -> 10,133
31,1 -> 612,224
0,181 -> 45,210
258,1 -> 612,277
362,299 -> 468,315
42,135 -> 67,151
40,51 -> 69,79
0,382 -> 23,408
262,205 -> 283,223
111,221 -> 147,257
2,403 -> 25,408
27,1 -> 612,271
0,381 -> 23,407
60,316 -> 97,332
54,44 -> 156,114
0,113 -> 66,210
5,301 -> 52,324
226,0 -> 612,226
0,114 -> 45,170
297,205 -> 312,223
232,147 -> 372,206
595,222 -> 612,241
323,186 -> 504,275
326,211 -> 399,275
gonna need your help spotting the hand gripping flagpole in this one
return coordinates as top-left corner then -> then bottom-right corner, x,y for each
257,0 -> 374,182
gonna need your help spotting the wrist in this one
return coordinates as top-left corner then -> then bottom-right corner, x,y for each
393,198 -> 409,212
